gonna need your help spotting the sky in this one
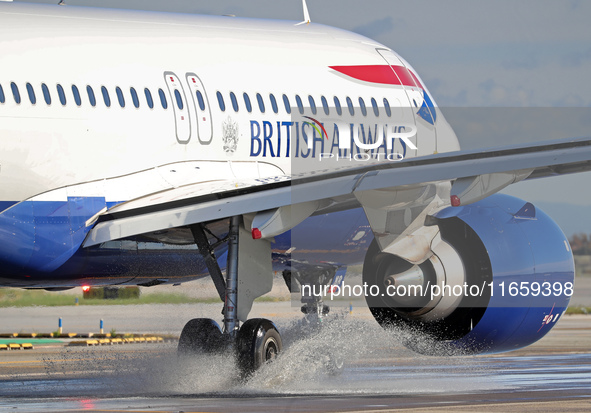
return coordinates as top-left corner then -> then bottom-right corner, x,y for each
11,0 -> 591,232
15,0 -> 591,107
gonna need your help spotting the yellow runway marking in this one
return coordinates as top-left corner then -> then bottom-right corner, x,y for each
0,359 -> 44,364
65,411 -> 214,413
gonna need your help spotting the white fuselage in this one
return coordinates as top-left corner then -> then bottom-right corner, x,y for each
0,3 -> 459,208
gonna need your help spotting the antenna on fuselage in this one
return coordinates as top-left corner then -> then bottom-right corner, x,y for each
58,0 -> 66,5
295,0 -> 311,26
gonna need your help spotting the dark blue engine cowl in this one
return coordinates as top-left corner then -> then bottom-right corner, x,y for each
364,194 -> 574,355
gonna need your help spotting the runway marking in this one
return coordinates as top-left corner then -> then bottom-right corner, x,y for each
0,359 -> 45,364
364,398 -> 591,412
63,411 -> 215,413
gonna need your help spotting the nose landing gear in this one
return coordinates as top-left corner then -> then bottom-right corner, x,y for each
283,265 -> 347,374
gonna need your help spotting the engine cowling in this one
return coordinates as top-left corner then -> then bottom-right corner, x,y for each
363,194 -> 574,355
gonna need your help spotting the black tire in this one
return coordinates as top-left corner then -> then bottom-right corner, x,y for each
178,318 -> 223,355
326,354 -> 344,375
236,318 -> 282,375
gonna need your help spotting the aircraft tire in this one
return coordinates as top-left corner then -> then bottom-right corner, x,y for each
236,318 -> 282,375
326,353 -> 344,375
178,318 -> 223,355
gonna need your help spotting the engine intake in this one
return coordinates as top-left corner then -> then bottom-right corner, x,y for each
364,194 -> 574,355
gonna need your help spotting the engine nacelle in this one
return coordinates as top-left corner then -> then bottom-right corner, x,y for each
363,194 -> 574,355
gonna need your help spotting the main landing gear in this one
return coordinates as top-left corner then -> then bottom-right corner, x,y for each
178,216 -> 282,377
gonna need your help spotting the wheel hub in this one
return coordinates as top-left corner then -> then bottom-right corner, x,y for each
265,339 -> 278,361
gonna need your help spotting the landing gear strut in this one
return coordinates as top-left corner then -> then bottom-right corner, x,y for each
285,267 -> 337,325
178,216 -> 282,376
284,266 -> 346,374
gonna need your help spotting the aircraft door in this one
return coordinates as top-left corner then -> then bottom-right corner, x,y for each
164,72 -> 192,144
186,73 -> 213,144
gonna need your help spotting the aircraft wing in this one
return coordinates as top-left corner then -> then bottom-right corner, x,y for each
83,137 -> 591,247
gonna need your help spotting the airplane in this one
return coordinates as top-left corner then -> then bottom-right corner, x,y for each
1,0 -> 590,375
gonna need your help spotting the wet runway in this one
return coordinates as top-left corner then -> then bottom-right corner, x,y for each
0,305 -> 590,412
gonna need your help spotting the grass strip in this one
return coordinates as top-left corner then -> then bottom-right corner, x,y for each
0,289 -> 288,307
565,306 -> 591,315
0,339 -> 61,344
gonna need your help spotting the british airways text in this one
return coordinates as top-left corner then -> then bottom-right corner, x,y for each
249,121 -> 417,161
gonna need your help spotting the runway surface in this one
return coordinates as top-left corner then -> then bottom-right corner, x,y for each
0,303 -> 590,412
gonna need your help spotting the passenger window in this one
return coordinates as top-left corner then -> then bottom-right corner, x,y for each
371,98 -> 379,116
243,93 -> 252,113
26,83 -> 36,105
308,95 -> 317,115
256,93 -> 265,113
145,88 -> 154,109
196,91 -> 206,111
230,92 -> 239,112
158,88 -> 168,109
72,85 -> 81,106
334,96 -> 342,116
0,84 -> 5,104
130,87 -> 139,108
116,87 -> 125,107
41,84 -> 51,105
11,82 -> 21,104
269,94 -> 278,114
216,91 -> 225,112
359,97 -> 367,116
295,95 -> 304,114
57,84 -> 66,106
87,86 -> 96,107
102,86 -> 111,107
282,94 -> 291,114
346,97 -> 354,116
383,98 -> 392,117
174,89 -> 183,110
321,96 -> 329,115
